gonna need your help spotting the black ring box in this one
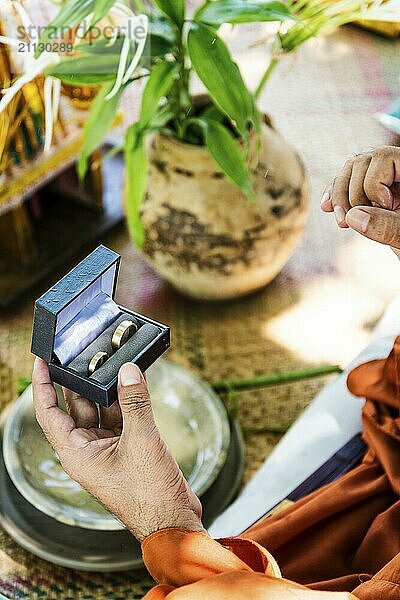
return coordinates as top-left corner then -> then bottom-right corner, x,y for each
31,245 -> 170,407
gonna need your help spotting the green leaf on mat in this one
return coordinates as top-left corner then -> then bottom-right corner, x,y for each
17,377 -> 31,396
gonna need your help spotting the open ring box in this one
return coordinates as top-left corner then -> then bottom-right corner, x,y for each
31,245 -> 171,407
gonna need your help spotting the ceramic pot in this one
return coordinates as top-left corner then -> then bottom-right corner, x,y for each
140,115 -> 309,301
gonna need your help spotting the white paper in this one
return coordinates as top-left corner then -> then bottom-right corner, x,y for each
209,294 -> 400,538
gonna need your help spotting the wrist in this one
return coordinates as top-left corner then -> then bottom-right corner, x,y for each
130,506 -> 205,542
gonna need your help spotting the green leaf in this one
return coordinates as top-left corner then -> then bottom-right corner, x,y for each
75,34 -> 167,63
187,22 -> 255,136
151,109 -> 175,129
48,35 -> 152,85
146,15 -> 177,58
122,61 -> 177,248
146,33 -> 174,59
125,123 -> 148,248
200,104 -> 225,122
48,72 -> 117,85
196,118 -> 255,199
48,54 -> 122,82
90,0 -> 116,26
75,37 -> 126,55
17,376 -> 31,396
152,0 -> 185,27
148,14 -> 177,43
195,1 -> 294,26
77,82 -> 123,179
36,0 -> 95,57
77,28 -> 173,62
140,61 -> 177,126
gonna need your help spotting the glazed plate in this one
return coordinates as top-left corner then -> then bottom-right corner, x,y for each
0,420 -> 244,572
3,360 -> 230,530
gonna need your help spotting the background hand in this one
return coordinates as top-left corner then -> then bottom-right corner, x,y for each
32,358 -> 204,541
321,145 -> 400,257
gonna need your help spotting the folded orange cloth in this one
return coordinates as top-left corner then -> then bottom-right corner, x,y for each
141,338 -> 400,599
242,338 -> 400,596
142,528 -> 280,586
142,529 -> 355,598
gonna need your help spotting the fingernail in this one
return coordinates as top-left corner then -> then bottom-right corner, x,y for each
320,192 -> 332,210
334,206 -> 346,225
119,363 -> 142,386
346,208 -> 371,233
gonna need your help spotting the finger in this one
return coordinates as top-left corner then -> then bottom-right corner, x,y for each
32,358 -> 75,450
63,388 -> 99,429
364,150 -> 396,209
349,156 -> 371,207
346,206 -> 400,255
320,181 -> 334,212
331,160 -> 353,227
117,363 -> 155,436
99,402 -> 122,435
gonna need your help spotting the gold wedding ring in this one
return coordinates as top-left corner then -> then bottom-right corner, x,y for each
88,351 -> 108,375
112,320 -> 138,351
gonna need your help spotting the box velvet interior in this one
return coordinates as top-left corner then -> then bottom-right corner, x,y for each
31,246 -> 170,407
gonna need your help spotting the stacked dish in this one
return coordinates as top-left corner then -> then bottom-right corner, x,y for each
0,359 -> 244,571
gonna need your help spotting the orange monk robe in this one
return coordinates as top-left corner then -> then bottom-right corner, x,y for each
141,337 -> 400,599
142,529 -> 356,599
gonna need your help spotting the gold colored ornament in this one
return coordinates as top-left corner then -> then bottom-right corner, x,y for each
111,320 -> 138,351
88,351 -> 108,375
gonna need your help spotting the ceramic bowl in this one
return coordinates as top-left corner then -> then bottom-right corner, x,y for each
3,359 -> 230,530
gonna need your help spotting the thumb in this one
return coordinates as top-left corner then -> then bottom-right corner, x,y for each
346,206 -> 400,258
117,363 -> 154,429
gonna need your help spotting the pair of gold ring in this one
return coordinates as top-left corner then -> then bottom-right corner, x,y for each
88,320 -> 138,375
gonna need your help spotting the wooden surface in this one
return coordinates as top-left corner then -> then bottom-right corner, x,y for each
0,153 -> 124,308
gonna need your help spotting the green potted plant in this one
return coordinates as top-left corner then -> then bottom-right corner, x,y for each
2,0 -> 397,299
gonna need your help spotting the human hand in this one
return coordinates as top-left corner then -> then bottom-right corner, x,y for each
321,145 -> 400,257
32,358 -> 204,541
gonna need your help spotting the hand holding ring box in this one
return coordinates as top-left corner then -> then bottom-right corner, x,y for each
31,245 -> 171,407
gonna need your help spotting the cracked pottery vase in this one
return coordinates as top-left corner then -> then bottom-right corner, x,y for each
140,116 -> 309,301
